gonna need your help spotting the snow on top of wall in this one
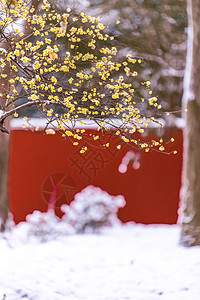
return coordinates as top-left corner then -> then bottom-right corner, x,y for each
175,118 -> 185,128
10,117 -> 185,131
10,118 -> 105,130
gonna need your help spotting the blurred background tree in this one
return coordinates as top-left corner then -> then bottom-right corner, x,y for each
50,0 -> 187,121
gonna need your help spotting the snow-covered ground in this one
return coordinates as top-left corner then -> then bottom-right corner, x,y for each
0,223 -> 200,300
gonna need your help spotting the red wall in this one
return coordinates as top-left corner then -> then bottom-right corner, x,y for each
8,128 -> 183,224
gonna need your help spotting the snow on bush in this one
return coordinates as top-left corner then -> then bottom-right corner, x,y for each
4,186 -> 126,242
61,185 -> 126,233
25,210 -> 75,241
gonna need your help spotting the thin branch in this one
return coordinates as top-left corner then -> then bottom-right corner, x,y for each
132,52 -> 185,78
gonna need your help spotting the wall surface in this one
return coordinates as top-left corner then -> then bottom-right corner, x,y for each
8,128 -> 183,224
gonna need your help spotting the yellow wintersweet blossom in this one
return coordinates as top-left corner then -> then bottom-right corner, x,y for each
0,0 -> 170,154
45,129 -> 56,135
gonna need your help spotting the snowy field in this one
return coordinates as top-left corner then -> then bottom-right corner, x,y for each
0,222 -> 200,300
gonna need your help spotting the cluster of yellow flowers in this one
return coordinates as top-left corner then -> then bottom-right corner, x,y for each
0,0 -> 174,154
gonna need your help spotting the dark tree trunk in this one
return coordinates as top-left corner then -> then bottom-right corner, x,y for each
0,49 -> 10,231
0,130 -> 9,231
180,0 -> 200,246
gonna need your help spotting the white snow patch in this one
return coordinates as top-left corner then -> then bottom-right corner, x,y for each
0,223 -> 200,300
0,110 -> 4,118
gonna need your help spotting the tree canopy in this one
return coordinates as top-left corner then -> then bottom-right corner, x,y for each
0,0 -> 176,153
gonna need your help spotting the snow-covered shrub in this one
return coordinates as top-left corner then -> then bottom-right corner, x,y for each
25,210 -> 75,241
5,186 -> 125,242
61,185 -> 126,233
